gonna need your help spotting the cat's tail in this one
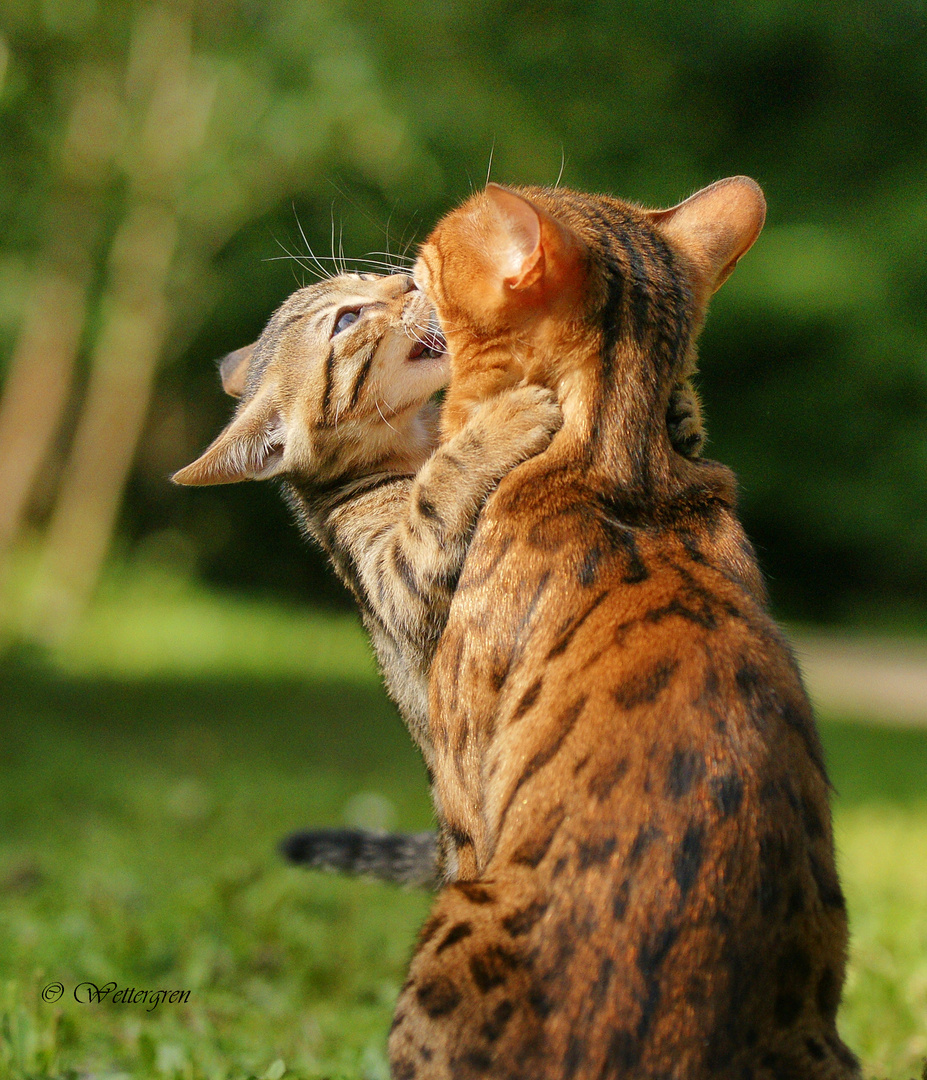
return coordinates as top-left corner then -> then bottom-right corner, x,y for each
279,828 -> 438,889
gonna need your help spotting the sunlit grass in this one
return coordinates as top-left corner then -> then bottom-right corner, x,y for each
1,571 -> 925,1078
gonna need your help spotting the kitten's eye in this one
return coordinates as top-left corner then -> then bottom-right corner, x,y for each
333,307 -> 363,335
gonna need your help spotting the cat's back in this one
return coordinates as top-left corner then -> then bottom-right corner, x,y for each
418,463 -> 853,1073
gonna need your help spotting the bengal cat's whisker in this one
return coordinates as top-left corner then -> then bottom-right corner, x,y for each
555,146 -> 566,189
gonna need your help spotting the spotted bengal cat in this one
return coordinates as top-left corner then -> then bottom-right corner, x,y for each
174,272 -> 705,889
389,179 -> 859,1078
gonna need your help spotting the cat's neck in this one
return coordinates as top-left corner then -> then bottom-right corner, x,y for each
545,343 -> 735,519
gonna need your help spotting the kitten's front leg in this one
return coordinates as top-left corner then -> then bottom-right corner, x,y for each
329,383 -> 562,660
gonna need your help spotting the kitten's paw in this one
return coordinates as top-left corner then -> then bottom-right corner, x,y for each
473,383 -> 563,463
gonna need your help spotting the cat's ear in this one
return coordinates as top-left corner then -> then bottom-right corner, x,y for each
648,177 -> 765,295
172,389 -> 286,486
483,184 -> 581,292
218,344 -> 254,398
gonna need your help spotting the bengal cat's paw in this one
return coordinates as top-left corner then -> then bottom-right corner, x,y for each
667,381 -> 706,459
471,383 -> 563,465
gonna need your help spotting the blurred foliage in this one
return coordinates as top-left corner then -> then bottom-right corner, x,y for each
1,0 -> 926,623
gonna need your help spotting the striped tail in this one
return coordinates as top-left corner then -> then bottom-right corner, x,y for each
279,828 -> 438,889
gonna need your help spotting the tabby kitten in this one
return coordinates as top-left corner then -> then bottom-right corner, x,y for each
389,180 -> 859,1078
175,272 -> 705,888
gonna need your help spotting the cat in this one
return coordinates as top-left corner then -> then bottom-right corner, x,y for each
387,179 -> 860,1078
174,272 -> 707,889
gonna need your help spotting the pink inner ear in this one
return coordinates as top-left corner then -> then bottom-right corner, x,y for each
484,184 -> 543,284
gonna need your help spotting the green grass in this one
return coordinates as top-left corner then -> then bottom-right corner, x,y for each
1,569 -> 925,1078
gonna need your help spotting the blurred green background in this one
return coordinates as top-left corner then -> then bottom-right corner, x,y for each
1,1 -> 926,1077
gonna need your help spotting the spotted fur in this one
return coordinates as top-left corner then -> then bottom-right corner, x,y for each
390,180 -> 860,1077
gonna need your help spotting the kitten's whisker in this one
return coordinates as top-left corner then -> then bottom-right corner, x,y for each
293,208 -> 331,280
375,399 -> 398,433
486,137 -> 496,187
269,235 -> 326,282
555,146 -> 566,189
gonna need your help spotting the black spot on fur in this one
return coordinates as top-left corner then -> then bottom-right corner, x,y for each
710,772 -> 744,817
777,944 -> 812,1008
454,882 -> 496,905
612,880 -> 631,921
666,749 -> 705,798
613,658 -> 678,709
591,955 -> 615,1006
801,795 -> 825,840
809,851 -> 846,910
393,1059 -> 416,1080
824,1034 -> 859,1070
816,966 -> 840,1021
469,945 -> 521,993
774,991 -> 804,1027
503,899 -> 549,937
436,921 -> 473,954
785,882 -> 806,920
528,987 -> 554,1018
601,1028 -> 640,1073
512,678 -> 543,720
416,976 -> 461,1017
578,544 -> 603,587
454,1049 -> 492,1074
489,650 -> 511,692
758,834 -> 787,916
587,756 -> 630,801
673,824 -> 705,901
576,835 -> 618,871
481,999 -> 514,1042
628,823 -> 660,865
805,1037 -> 827,1061
415,491 -> 441,523
638,923 -> 678,981
511,807 -> 565,868
417,914 -> 447,948
601,518 -> 649,583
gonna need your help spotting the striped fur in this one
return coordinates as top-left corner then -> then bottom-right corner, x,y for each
389,181 -> 860,1077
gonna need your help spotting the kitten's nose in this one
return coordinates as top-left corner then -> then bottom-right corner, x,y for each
403,275 -> 417,293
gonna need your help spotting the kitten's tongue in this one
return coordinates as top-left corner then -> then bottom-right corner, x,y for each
408,328 -> 447,360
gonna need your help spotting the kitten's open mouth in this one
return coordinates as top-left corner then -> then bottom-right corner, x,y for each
407,328 -> 447,361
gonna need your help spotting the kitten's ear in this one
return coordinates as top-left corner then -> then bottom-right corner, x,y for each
483,184 -> 581,292
648,177 -> 766,295
218,344 -> 254,398
172,390 -> 286,486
